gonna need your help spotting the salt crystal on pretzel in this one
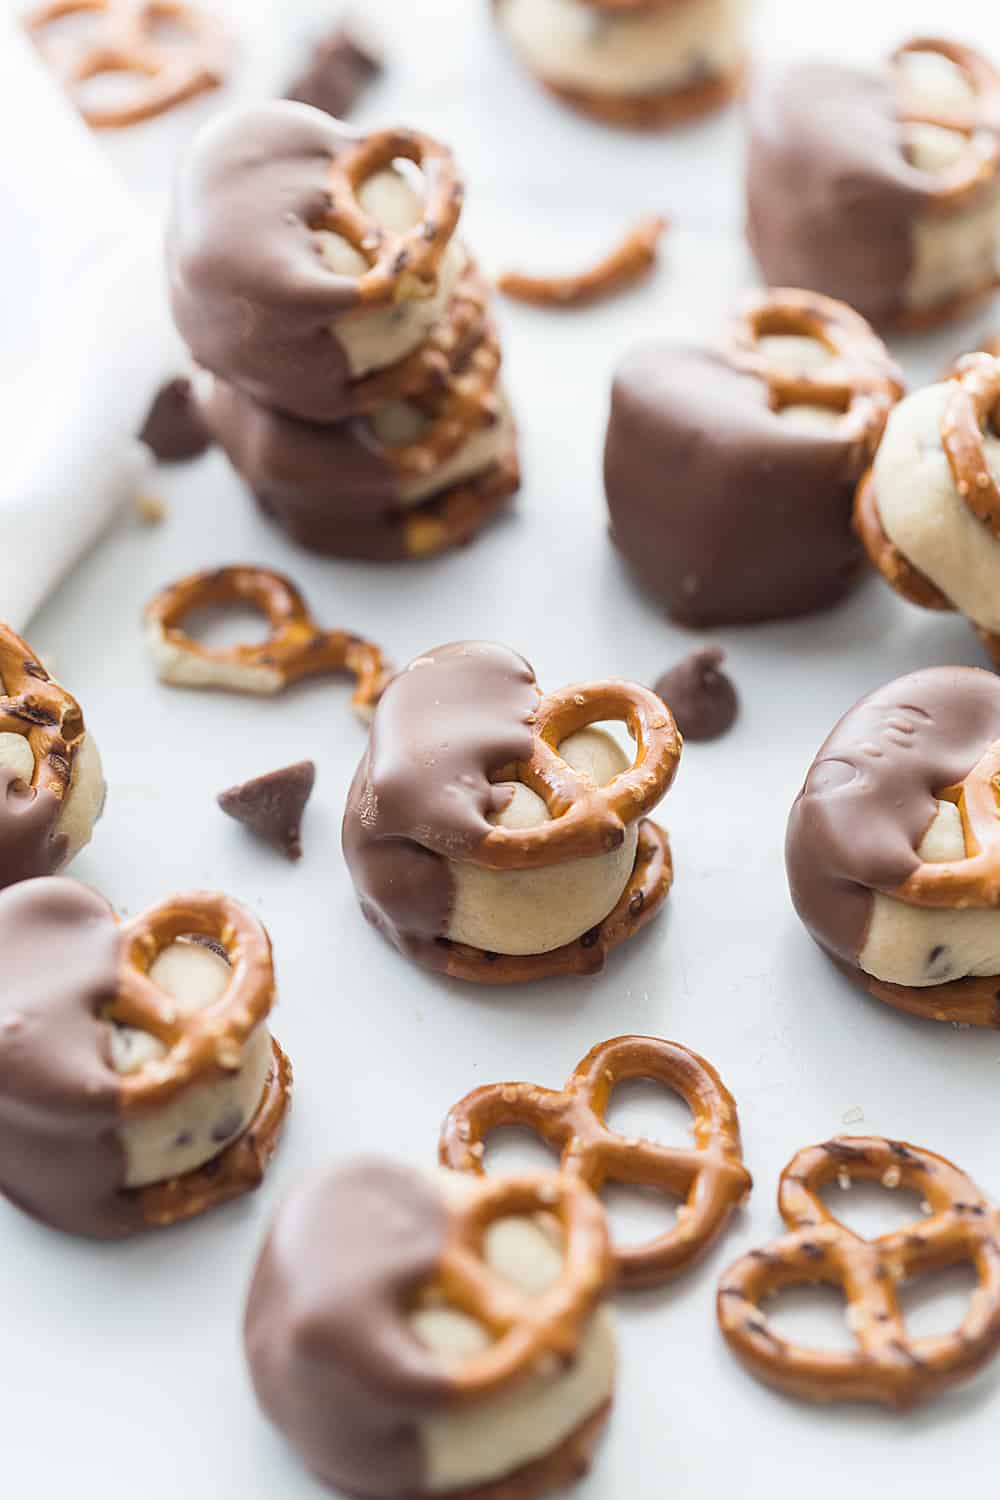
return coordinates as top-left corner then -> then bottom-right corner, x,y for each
245,1157 -> 616,1498
0,877 -> 290,1238
718,1136 -> 1000,1407
343,641 -> 681,983
143,565 -> 391,721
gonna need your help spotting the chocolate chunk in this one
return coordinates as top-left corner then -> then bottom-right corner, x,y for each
654,648 -> 738,742
217,761 -> 316,861
138,377 -> 211,463
285,26 -> 382,119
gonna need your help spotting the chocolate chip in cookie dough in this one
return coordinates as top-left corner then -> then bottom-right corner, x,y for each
217,761 -> 316,861
654,648 -> 738,742
284,26 -> 382,119
138,377 -> 211,464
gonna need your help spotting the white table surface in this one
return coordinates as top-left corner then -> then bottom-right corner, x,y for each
6,1 -> 1000,1496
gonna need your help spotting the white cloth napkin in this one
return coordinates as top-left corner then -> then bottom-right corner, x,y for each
0,23 -> 181,632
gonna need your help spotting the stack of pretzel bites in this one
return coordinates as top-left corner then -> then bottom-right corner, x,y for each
167,101 -> 519,562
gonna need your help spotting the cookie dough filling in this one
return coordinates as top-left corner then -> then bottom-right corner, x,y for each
497,0 -> 746,98
113,938 -> 273,1187
245,1158 -> 616,1498
872,381 -> 1000,635
370,392 -> 517,508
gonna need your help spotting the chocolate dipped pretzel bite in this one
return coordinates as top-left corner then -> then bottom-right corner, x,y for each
441,1036 -> 751,1287
0,878 -> 290,1238
168,102 -> 467,425
24,0 -> 228,129
245,1158 -> 615,1499
492,0 -> 748,129
855,353 -> 1000,663
605,288 -> 902,625
747,37 -> 1000,331
786,665 -> 1000,1027
0,621 -> 104,889
718,1137 -> 1000,1408
342,643 -> 681,983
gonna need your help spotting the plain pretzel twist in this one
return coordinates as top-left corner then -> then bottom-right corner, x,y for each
718,1136 -> 1000,1408
111,891 -> 275,1114
418,1172 -> 613,1400
144,566 -> 391,719
474,682 -> 681,871
384,320 -> 503,479
0,621 -> 84,799
441,1036 -> 751,1287
24,0 -> 227,129
318,128 -> 463,309
727,288 -> 903,450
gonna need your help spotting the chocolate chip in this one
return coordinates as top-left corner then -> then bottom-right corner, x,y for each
138,377 -> 211,463
284,26 -> 382,120
217,760 -> 316,861
653,647 -> 738,742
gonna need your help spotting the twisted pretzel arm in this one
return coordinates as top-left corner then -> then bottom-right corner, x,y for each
113,891 -> 275,1112
321,129 -> 464,308
0,623 -> 85,797
497,217 -> 666,309
888,741 -> 1000,907
941,354 -> 1000,539
433,1173 -> 613,1400
475,682 -> 681,870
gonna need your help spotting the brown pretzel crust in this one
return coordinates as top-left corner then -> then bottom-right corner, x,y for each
941,353 -> 1000,539
831,950 -> 1000,1029
393,1401 -> 611,1500
426,1171 -> 613,1401
539,61 -> 743,130
0,621 -> 85,799
135,1037 -> 291,1229
498,217 -> 666,308
256,449 -> 520,562
144,566 -> 391,715
718,1136 -> 1000,1408
418,817 -> 671,985
474,683 -> 680,871
894,39 -> 1000,215
318,128 -> 463,309
890,269 -> 1000,334
24,0 -> 227,129
386,319 -> 504,480
728,287 -> 904,452
441,1034 -> 751,1288
112,891 -> 276,1112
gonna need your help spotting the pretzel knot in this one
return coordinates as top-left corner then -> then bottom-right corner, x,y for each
0,621 -> 84,799
440,1037 -> 751,1288
424,1171 -> 613,1399
319,128 -> 464,309
475,682 -> 681,871
727,288 -> 903,450
144,566 -> 391,720
385,321 -> 504,480
893,38 -> 1000,209
24,0 -> 228,130
718,1136 -> 1000,1408
111,891 -> 275,1114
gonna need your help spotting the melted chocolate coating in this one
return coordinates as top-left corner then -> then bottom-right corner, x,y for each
654,648 -> 738,742
342,642 -> 539,959
786,667 -> 1000,963
167,102 -> 367,424
0,878 -> 141,1239
605,346 -> 867,626
217,760 -> 316,861
138,377 -> 211,463
0,768 -> 68,890
245,1159 -> 451,1496
201,374 -> 399,522
746,64 -> 922,327
285,26 -> 382,119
